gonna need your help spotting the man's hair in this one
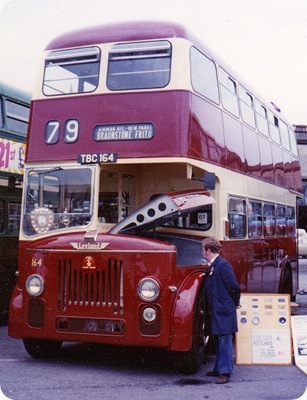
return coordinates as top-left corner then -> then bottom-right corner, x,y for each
202,237 -> 222,254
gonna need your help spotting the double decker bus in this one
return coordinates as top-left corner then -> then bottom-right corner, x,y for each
9,21 -> 301,373
0,81 -> 30,322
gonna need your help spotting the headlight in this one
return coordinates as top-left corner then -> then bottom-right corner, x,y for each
26,274 -> 44,297
143,307 -> 157,323
138,278 -> 160,302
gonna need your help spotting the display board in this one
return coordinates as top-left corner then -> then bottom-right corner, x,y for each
291,315 -> 307,375
236,293 -> 292,365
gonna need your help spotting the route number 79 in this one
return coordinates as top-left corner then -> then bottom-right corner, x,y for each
45,119 -> 79,144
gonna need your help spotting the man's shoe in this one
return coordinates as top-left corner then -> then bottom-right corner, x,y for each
216,374 -> 230,384
206,370 -> 218,377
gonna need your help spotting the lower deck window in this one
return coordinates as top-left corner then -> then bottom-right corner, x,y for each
229,197 -> 246,238
229,196 -> 295,239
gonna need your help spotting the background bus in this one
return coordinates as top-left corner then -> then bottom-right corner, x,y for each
0,81 -> 30,322
9,21 -> 301,373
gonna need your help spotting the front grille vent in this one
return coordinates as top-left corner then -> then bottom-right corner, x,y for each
58,258 -> 124,314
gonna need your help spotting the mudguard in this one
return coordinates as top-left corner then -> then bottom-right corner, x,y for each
169,271 -> 205,351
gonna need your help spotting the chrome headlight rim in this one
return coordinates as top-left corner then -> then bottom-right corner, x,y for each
138,277 -> 160,302
26,274 -> 44,297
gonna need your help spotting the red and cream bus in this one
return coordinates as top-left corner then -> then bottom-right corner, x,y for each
9,21 -> 301,373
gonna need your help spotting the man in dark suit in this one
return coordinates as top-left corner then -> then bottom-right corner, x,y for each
202,237 -> 241,384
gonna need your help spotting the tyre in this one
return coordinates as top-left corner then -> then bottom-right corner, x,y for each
23,339 -> 63,359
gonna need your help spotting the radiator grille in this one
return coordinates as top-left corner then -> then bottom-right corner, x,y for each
58,258 -> 124,314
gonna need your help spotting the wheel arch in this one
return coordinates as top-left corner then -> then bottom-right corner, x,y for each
169,271 -> 205,352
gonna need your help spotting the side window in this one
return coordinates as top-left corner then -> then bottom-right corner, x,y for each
6,100 -> 30,136
8,202 -> 21,234
248,200 -> 262,238
279,120 -> 290,151
0,199 -> 5,232
255,100 -> 269,136
263,203 -> 275,237
289,128 -> 299,157
190,47 -> 219,104
228,197 -> 246,238
276,205 -> 286,236
220,70 -> 240,117
269,112 -> 280,144
239,86 -> 255,128
286,206 -> 295,236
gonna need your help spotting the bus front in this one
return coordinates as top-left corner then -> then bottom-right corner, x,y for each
10,162 -> 212,373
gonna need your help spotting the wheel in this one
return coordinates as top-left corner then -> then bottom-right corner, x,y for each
23,339 -> 63,358
173,294 -> 206,374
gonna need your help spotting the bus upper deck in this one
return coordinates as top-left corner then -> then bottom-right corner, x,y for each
27,21 -> 301,193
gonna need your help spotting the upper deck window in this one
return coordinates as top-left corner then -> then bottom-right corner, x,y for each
107,41 -> 171,90
289,128 -> 298,157
220,70 -> 240,117
279,120 -> 290,151
268,112 -> 281,144
190,47 -> 219,104
239,86 -> 256,128
255,100 -> 269,137
43,47 -> 100,96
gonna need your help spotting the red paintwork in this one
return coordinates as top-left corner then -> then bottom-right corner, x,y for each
9,232 -> 205,352
27,90 -> 301,192
45,21 -> 197,51
221,237 -> 297,295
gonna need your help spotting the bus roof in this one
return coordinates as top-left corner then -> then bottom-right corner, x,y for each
44,20 -> 291,125
45,20 -> 197,50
